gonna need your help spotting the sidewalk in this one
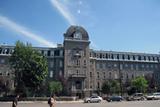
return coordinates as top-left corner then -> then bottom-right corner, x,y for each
0,100 -> 84,104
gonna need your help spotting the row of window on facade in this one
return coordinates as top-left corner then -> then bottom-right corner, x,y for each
75,60 -> 86,66
96,62 -> 158,70
67,59 -> 87,66
90,52 -> 160,62
49,70 -> 63,78
0,48 -> 64,57
66,49 -> 86,58
96,73 -> 144,89
0,72 -> 10,76
90,71 -> 136,80
0,48 -> 14,55
40,49 -> 63,57
49,60 -> 63,68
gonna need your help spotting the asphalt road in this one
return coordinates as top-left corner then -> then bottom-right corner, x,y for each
0,100 -> 160,107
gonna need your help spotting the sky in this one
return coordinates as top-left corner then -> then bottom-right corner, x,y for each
0,0 -> 160,54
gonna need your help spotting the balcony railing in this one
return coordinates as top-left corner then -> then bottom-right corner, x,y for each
69,73 -> 86,78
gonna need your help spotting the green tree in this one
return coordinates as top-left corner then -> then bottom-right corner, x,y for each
101,80 -> 120,95
10,41 -> 48,96
131,76 -> 148,93
0,77 -> 11,96
110,80 -> 120,94
101,81 -> 111,95
48,81 -> 63,96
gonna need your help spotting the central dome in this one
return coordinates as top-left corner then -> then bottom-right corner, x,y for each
64,26 -> 89,40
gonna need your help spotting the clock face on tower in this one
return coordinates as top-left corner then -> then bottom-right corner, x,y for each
73,31 -> 82,40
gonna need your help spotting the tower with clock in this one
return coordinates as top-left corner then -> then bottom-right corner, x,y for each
63,26 -> 90,97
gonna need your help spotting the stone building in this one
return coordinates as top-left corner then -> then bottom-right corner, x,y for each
0,26 -> 160,97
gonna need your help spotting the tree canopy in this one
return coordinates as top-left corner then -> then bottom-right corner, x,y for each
131,76 -> 148,93
48,81 -> 63,96
101,80 -> 120,95
10,41 -> 48,95
101,81 -> 111,94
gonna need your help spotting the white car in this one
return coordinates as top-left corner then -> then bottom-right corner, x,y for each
84,96 -> 102,103
146,93 -> 160,100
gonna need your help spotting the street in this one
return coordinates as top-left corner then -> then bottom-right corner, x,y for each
0,100 -> 160,107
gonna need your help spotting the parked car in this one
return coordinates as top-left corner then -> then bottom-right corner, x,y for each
106,96 -> 123,102
146,93 -> 160,100
84,96 -> 102,103
126,93 -> 145,101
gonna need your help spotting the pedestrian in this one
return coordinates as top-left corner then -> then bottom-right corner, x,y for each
48,94 -> 56,107
12,94 -> 19,107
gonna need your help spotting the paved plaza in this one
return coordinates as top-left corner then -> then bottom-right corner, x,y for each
0,100 -> 160,107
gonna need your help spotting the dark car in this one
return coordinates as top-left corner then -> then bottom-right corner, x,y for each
106,96 -> 123,102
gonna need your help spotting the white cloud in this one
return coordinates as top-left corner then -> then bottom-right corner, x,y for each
77,10 -> 81,14
90,40 -> 100,50
50,0 -> 76,25
79,1 -> 82,5
0,15 -> 56,47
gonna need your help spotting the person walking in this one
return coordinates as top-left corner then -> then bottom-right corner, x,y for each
12,94 -> 19,107
48,94 -> 55,107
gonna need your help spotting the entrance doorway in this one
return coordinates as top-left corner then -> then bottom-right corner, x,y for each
76,93 -> 82,99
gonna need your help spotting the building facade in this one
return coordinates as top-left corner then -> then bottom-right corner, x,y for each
0,26 -> 160,97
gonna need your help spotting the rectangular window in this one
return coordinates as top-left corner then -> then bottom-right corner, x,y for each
103,63 -> 106,69
59,60 -> 63,67
97,82 -> 100,89
90,72 -> 92,77
100,63 -> 102,68
44,51 -> 47,56
84,50 -> 86,57
60,50 -> 63,56
103,72 -> 106,79
47,50 -> 51,56
51,51 -> 54,56
76,60 -> 80,66
136,64 -> 139,70
50,71 -> 53,78
50,61 -> 54,68
96,63 -> 99,69
0,59 -> 5,64
84,60 -> 86,66
59,70 -> 62,76
54,50 -> 60,56
90,52 -> 92,57
131,64 -> 134,70
97,72 -> 99,78
120,64 -> 123,70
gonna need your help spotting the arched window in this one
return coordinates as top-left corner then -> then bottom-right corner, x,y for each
133,55 -> 135,60
106,53 -> 108,59
122,55 -> 125,60
128,55 -> 130,60
117,54 -> 119,59
138,56 -> 141,60
100,53 -> 102,58
111,54 -> 114,59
